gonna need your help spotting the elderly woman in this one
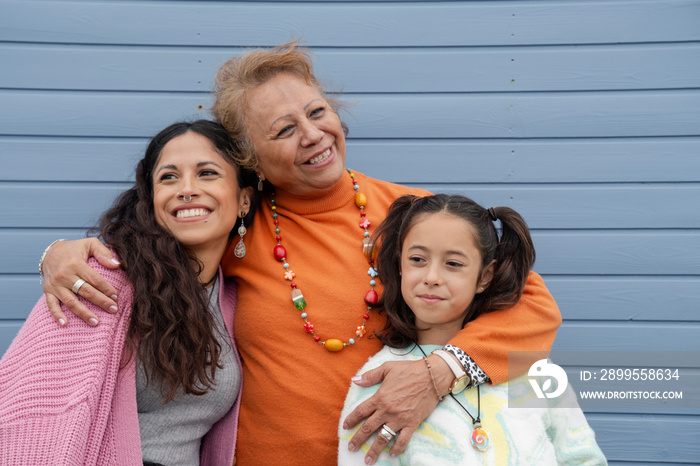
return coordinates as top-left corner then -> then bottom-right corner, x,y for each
40,42 -> 561,465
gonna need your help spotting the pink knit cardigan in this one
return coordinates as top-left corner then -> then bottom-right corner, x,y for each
0,260 -> 241,465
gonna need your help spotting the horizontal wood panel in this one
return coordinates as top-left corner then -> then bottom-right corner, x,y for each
3,183 -> 700,230
349,91 -> 700,139
0,138 -> 143,182
0,277 -> 43,320
1,183 -> 128,228
3,90 -> 700,139
426,184 -> 700,230
588,414 -> 700,463
3,1 -> 699,46
350,139 -> 700,184
533,231 -> 700,276
3,137 -> 699,184
544,276 -> 700,322
3,42 -> 699,93
0,230 -> 89,275
2,230 -> 699,276
554,322 -> 700,352
0,91 -> 208,138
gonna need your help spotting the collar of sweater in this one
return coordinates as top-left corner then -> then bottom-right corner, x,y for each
270,169 -> 364,216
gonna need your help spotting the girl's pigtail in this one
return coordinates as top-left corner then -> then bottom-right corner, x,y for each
486,206 -> 536,308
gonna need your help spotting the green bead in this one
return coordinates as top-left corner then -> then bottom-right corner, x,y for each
293,294 -> 307,310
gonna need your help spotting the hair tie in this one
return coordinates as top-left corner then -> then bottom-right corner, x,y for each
488,207 -> 498,221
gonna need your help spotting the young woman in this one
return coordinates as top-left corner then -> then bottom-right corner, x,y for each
0,120 -> 254,465
339,194 -> 606,465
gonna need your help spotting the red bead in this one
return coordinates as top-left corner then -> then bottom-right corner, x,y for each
291,282 -> 297,288
273,245 -> 287,261
314,336 -> 321,342
274,220 -> 279,225
365,290 -> 379,305
360,212 -> 366,217
276,235 -> 282,241
363,314 -> 370,320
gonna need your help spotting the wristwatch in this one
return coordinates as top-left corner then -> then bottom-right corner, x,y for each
432,349 -> 470,394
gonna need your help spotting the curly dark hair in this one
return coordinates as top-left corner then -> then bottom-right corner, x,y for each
91,120 -> 257,402
373,194 -> 536,348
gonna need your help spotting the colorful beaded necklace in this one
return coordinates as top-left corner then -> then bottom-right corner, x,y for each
269,169 -> 378,352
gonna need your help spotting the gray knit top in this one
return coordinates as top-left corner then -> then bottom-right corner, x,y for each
136,278 -> 240,465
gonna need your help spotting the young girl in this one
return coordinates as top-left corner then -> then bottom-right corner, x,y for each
0,120 -> 255,465
339,194 -> 606,465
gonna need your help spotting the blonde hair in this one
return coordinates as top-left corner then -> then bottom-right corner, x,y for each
212,41 -> 344,171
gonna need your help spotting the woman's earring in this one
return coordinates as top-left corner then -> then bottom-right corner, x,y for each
257,176 -> 264,192
234,212 -> 247,259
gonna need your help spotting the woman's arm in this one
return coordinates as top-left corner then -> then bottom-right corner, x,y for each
343,271 -> 561,464
447,271 -> 561,384
40,238 -> 121,325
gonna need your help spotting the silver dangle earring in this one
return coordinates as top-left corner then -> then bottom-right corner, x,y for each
234,212 -> 247,258
257,176 -> 264,192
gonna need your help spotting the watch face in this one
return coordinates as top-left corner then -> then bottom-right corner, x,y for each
451,376 -> 469,394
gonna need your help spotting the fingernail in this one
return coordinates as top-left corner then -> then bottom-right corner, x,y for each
111,295 -> 118,301
352,375 -> 363,383
111,259 -> 120,265
89,318 -> 99,326
109,305 -> 118,312
347,442 -> 356,452
343,422 -> 349,430
365,456 -> 373,465
58,318 -> 65,326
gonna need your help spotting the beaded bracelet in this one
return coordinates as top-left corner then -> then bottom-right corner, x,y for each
38,239 -> 66,283
423,357 -> 443,402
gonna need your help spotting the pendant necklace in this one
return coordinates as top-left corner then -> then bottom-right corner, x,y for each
417,344 -> 491,451
268,169 -> 378,352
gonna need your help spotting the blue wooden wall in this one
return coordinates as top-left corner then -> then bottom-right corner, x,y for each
1,0 -> 699,463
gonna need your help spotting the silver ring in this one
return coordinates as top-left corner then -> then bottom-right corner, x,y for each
183,195 -> 192,203
72,278 -> 86,294
379,424 -> 396,442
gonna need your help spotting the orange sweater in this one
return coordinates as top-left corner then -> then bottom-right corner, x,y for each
223,171 -> 560,465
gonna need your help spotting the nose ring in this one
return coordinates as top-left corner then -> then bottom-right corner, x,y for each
179,193 -> 192,203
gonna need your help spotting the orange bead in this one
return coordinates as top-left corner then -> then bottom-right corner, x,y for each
354,192 -> 367,208
325,339 -> 344,352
